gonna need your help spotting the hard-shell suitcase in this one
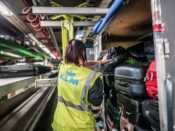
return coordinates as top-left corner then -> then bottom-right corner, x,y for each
142,100 -> 160,131
0,64 -> 38,78
117,94 -> 142,124
115,64 -> 147,98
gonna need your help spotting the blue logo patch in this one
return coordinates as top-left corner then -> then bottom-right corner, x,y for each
59,70 -> 79,86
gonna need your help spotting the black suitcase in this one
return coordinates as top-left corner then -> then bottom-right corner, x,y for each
35,65 -> 51,74
115,64 -> 147,98
106,114 -> 118,131
104,73 -> 115,88
117,94 -> 142,124
142,100 -> 160,131
144,40 -> 155,61
106,99 -> 119,122
101,52 -> 129,73
134,124 -> 153,131
0,64 -> 38,78
106,99 -> 120,130
144,40 -> 155,54
108,87 -> 118,106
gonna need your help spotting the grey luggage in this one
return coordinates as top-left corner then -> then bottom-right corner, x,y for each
115,64 -> 147,98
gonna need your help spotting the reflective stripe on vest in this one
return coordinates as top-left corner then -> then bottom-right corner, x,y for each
58,70 -> 96,111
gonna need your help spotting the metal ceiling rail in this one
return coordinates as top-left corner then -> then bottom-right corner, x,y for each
32,7 -> 109,15
41,21 -> 96,27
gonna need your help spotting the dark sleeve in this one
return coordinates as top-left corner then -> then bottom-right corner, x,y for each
88,77 -> 103,106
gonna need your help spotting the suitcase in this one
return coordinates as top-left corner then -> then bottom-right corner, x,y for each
106,114 -> 118,131
104,73 -> 115,88
101,52 -> 129,73
134,124 -> 153,131
108,87 -> 118,106
106,99 -> 120,130
0,64 -> 38,78
108,46 -> 127,59
106,99 -> 119,121
35,65 -> 51,74
115,64 -> 147,98
117,94 -> 142,124
144,40 -> 155,54
120,116 -> 134,131
142,100 -> 160,131
120,115 -> 152,131
144,40 -> 155,61
128,50 -> 147,62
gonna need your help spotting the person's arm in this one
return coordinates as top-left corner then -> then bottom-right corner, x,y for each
84,54 -> 111,67
84,60 -> 102,67
88,77 -> 103,106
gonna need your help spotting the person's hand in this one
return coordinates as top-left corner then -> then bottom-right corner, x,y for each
100,54 -> 111,64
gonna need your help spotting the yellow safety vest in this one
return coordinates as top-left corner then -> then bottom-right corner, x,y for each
52,63 -> 102,131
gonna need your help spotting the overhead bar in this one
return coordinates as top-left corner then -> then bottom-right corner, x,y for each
40,21 -> 96,27
32,7 -> 109,15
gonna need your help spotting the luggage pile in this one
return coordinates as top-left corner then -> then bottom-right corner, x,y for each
98,42 -> 160,131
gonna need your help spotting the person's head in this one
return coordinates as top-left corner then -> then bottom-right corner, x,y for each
65,39 -> 87,65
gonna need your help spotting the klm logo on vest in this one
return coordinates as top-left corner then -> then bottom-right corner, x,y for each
60,70 -> 79,86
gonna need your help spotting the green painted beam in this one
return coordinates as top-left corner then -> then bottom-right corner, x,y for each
0,38 -> 44,59
0,46 -> 9,50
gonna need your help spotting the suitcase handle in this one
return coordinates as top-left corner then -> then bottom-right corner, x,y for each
118,81 -> 128,87
165,74 -> 173,131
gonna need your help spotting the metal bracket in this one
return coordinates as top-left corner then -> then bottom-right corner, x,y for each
163,38 -> 170,59
35,78 -> 57,88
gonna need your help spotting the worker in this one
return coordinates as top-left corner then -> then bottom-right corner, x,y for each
52,39 -> 110,131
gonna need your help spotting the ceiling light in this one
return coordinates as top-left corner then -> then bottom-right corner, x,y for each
0,1 -> 13,16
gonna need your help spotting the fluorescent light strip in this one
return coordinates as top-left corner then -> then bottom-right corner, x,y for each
0,1 -> 13,16
28,33 -> 56,59
0,51 -> 22,58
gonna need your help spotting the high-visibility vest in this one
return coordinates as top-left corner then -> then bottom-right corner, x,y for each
52,63 -> 102,131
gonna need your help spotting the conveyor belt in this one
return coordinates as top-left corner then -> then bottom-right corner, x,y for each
0,77 -> 36,98
0,87 -> 38,117
0,86 -> 56,131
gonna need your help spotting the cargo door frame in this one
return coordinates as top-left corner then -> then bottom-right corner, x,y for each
151,0 -> 175,130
